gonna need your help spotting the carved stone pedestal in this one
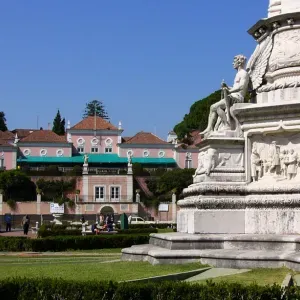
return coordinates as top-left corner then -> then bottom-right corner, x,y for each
82,164 -> 89,175
193,137 -> 245,184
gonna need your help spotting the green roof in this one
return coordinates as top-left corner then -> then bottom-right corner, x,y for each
17,154 -> 177,165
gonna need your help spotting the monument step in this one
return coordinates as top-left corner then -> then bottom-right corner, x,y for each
149,233 -> 300,251
185,268 -> 250,282
122,244 -> 300,271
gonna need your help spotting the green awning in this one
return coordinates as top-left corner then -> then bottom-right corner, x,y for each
17,154 -> 177,165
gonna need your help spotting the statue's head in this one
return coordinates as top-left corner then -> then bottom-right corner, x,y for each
233,55 -> 247,70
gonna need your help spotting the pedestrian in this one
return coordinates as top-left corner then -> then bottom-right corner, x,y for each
5,214 -> 12,232
80,215 -> 85,224
22,215 -> 30,235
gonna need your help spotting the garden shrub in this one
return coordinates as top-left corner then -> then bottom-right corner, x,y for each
117,228 -> 158,234
0,234 -> 150,252
115,223 -> 176,230
0,278 -> 298,300
38,224 -> 81,238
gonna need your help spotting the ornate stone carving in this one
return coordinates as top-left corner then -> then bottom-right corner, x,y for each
250,133 -> 300,182
268,29 -> 300,73
250,142 -> 262,182
247,35 -> 273,91
194,149 -> 218,177
287,148 -> 298,180
178,194 -> 300,209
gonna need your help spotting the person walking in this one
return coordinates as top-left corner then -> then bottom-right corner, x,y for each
5,214 -> 12,232
22,215 -> 30,235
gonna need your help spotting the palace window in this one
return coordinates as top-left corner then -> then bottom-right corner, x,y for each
110,186 -> 120,202
0,159 -> 4,168
77,147 -> 84,153
91,147 -> 99,153
105,147 -> 112,153
95,186 -> 105,202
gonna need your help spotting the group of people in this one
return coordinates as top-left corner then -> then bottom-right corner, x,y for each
81,214 -> 114,234
251,141 -> 299,181
3,214 -> 30,235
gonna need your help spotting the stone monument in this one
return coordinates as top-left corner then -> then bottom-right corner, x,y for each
122,1 -> 300,269
178,0 -> 300,235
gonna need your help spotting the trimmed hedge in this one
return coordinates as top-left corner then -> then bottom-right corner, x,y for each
38,224 -> 81,238
117,228 -> 158,234
0,278 -> 299,299
0,235 -> 149,252
116,223 -> 176,230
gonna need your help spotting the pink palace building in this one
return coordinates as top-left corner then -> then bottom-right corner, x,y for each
0,116 -> 200,220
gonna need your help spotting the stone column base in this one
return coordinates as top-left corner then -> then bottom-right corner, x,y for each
178,209 -> 300,235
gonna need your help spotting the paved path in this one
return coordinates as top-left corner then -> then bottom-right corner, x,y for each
185,268 -> 251,282
0,251 -> 121,257
0,230 -> 35,238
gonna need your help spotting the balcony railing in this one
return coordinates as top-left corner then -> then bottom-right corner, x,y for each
75,195 -> 134,203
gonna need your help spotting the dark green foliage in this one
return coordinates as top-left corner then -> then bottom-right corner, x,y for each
115,223 -> 176,230
66,165 -> 82,176
132,163 -> 150,176
52,110 -> 65,135
146,169 -> 195,201
0,237 -> 27,252
117,228 -> 158,234
0,170 -> 36,201
0,235 -> 150,251
20,165 -> 63,176
83,100 -> 109,120
38,224 -> 81,238
174,90 -> 222,139
1,278 -> 298,299
6,199 -> 17,211
0,112 -> 8,131
36,178 -> 76,202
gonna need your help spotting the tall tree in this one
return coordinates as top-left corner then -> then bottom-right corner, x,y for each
173,90 -> 221,140
83,100 -> 109,120
52,110 -> 65,135
0,112 -> 8,131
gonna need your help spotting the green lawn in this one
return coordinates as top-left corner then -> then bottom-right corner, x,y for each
0,254 -> 205,282
197,268 -> 289,286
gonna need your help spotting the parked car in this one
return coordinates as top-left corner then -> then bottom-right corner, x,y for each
128,216 -> 156,224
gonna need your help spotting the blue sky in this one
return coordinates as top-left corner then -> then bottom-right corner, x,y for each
0,0 -> 266,139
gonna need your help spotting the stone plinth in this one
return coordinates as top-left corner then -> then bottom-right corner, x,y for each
193,137 -> 245,184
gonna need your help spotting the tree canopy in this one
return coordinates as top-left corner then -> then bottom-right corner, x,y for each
52,110 -> 65,135
83,100 -> 109,120
0,111 -> 8,131
146,168 -> 195,201
173,90 -> 221,140
0,170 -> 36,201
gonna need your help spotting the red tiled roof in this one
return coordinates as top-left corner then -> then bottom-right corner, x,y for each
0,139 -> 13,146
0,131 -> 14,140
122,137 -> 132,142
124,132 -> 168,145
71,116 -> 118,130
11,129 -> 37,139
20,130 -> 68,143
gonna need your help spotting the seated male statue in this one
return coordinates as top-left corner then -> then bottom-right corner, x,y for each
201,55 -> 250,135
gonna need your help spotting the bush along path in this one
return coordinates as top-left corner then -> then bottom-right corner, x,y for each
0,234 -> 150,251
0,278 -> 299,299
